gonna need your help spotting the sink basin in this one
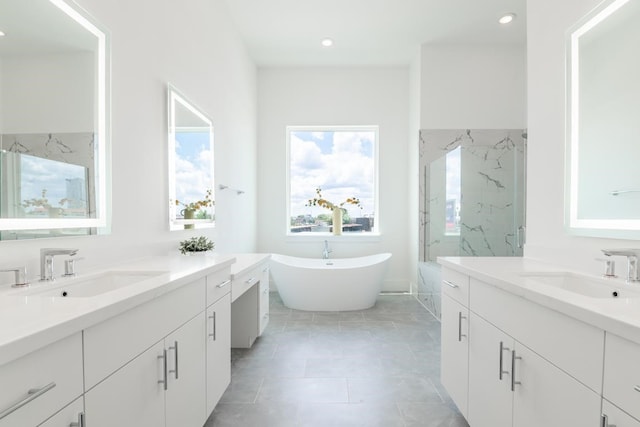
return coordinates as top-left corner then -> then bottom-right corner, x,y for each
520,271 -> 640,299
13,271 -> 167,298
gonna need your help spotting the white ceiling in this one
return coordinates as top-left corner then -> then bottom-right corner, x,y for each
223,0 -> 527,67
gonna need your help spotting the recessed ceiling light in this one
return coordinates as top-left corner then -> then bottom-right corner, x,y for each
321,38 -> 333,47
499,13 -> 516,24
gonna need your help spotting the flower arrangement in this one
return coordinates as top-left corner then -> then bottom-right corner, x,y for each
305,187 -> 361,211
178,236 -> 215,254
174,189 -> 214,211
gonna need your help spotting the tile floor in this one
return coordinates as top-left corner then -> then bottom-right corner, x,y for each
205,293 -> 468,427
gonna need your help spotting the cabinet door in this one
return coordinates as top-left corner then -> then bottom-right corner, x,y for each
441,294 -> 469,417
38,397 -> 83,427
165,314 -> 207,427
602,400 -> 640,427
468,313 -> 514,427
206,293 -> 232,415
85,341 -> 165,427
512,343 -> 600,427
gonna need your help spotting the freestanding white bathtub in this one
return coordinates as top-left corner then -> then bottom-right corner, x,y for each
270,253 -> 392,311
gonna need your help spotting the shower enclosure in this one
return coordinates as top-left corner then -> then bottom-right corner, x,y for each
417,129 -> 527,318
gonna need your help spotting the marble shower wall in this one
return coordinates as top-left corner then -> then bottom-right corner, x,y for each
417,129 -> 526,318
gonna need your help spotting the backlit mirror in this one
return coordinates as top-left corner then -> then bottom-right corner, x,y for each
167,86 -> 214,230
0,0 -> 109,239
566,0 -> 640,238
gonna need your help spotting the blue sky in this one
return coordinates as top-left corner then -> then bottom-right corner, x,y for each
175,130 -> 212,209
290,130 -> 375,218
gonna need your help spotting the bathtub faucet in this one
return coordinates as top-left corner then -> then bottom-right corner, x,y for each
322,240 -> 332,259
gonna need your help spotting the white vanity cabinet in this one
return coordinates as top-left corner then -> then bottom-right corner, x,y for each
83,276 -> 211,427
205,268 -> 233,414
84,341 -> 165,427
440,268 -> 470,417
442,267 -> 603,427
603,333 -> 640,424
0,332 -> 83,427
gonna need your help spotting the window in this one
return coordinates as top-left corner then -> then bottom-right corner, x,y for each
287,126 -> 378,235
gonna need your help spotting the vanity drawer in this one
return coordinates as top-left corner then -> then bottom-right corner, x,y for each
207,267 -> 232,307
84,278 -> 205,390
0,333 -> 83,427
442,268 -> 470,306
232,267 -> 261,302
604,333 -> 640,420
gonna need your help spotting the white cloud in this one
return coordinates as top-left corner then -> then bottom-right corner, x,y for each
290,131 -> 375,218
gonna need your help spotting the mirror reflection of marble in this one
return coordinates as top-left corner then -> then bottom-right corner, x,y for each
0,0 -> 109,239
167,86 -> 215,230
566,0 -> 640,238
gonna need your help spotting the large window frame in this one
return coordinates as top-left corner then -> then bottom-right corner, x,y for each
286,125 -> 380,238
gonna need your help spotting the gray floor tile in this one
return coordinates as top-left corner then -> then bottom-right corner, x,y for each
257,377 -> 349,403
206,294 -> 464,427
348,377 -> 443,404
296,403 -> 405,427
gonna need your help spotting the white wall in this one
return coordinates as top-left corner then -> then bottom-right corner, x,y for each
525,0 -> 640,273
420,44 -> 526,129
256,67 -> 411,292
0,0 -> 257,285
408,51 -> 422,293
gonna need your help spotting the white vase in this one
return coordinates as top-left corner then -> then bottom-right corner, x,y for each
332,208 -> 343,235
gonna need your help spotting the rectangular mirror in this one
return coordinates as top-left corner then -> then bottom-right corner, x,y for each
566,0 -> 640,238
167,86 -> 215,230
0,0 -> 109,238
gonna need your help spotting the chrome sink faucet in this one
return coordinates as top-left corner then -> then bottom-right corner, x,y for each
322,240 -> 332,259
40,248 -> 79,281
602,249 -> 640,283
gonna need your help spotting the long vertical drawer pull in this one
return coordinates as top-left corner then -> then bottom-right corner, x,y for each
169,341 -> 179,380
499,342 -> 510,380
158,349 -> 168,390
634,385 -> 640,393
216,279 -> 231,288
443,280 -> 459,289
458,312 -> 467,342
208,312 -> 217,341
0,382 -> 56,420
511,350 -> 522,391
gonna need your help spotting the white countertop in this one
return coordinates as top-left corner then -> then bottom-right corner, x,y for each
227,253 -> 271,278
0,253 -> 236,366
438,256 -> 640,346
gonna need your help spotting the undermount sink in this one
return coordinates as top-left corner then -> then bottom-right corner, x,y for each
520,271 -> 640,299
13,271 -> 167,298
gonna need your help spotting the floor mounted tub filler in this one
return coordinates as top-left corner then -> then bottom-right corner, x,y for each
270,253 -> 392,311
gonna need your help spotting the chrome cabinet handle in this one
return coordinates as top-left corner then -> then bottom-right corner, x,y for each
70,412 -> 86,427
458,312 -> 467,342
158,349 -> 168,390
168,341 -> 179,380
0,382 -> 56,420
499,341 -> 510,380
511,350 -> 522,391
634,385 -> 640,393
208,312 -> 217,340
246,277 -> 257,285
443,280 -> 459,289
216,279 -> 231,288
